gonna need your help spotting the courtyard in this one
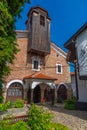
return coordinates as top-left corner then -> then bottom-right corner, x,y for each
1,103 -> 87,130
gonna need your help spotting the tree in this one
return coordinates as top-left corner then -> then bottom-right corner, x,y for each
0,0 -> 30,81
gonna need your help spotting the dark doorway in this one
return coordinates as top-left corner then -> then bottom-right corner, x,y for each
33,85 -> 41,103
27,87 -> 31,103
44,86 -> 52,102
57,84 -> 67,100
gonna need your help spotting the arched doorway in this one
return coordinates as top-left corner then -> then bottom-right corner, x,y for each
44,86 -> 55,102
7,82 -> 23,102
27,86 -> 31,103
57,84 -> 67,100
33,85 -> 41,103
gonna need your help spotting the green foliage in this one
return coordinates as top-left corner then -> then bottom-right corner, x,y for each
57,96 -> 63,103
49,122 -> 69,130
0,101 -> 10,112
0,120 -> 28,130
27,104 -> 53,130
27,104 -> 68,130
0,104 -> 68,130
14,99 -> 24,108
11,121 -> 28,130
0,96 -> 4,103
64,97 -> 77,110
0,82 -> 4,103
0,0 -> 30,80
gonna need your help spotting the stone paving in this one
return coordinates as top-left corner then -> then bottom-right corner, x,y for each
45,103 -> 87,130
0,103 -> 87,130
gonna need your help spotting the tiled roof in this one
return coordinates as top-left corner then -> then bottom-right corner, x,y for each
23,72 -> 57,80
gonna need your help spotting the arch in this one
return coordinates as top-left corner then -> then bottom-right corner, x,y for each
57,83 -> 67,100
6,80 -> 23,89
31,81 -> 55,89
6,80 -> 23,102
44,85 -> 55,102
57,82 -> 68,90
33,85 -> 41,103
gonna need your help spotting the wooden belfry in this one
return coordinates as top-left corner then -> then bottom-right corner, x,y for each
26,6 -> 51,55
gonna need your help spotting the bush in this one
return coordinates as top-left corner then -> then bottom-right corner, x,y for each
27,104 -> 68,130
11,121 -> 28,130
14,99 -> 24,108
27,104 -> 53,130
0,101 -> 11,112
57,96 -> 63,103
64,97 -> 77,110
0,96 -> 4,103
0,120 -> 28,130
49,122 -> 68,130
0,104 -> 5,112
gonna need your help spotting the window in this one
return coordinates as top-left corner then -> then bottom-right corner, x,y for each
34,60 -> 38,69
40,15 -> 45,26
56,64 -> 62,74
7,82 -> 23,97
32,58 -> 40,71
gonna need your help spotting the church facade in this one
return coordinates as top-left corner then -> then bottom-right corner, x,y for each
4,6 -> 71,103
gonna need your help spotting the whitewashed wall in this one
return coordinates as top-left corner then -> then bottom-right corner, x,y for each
76,28 -> 87,102
76,29 -> 87,77
71,75 -> 76,97
77,78 -> 87,102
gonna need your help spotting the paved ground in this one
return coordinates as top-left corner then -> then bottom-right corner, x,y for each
1,103 -> 87,130
45,103 -> 87,130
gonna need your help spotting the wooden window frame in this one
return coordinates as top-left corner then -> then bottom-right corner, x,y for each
56,64 -> 62,74
40,15 -> 45,26
32,58 -> 40,71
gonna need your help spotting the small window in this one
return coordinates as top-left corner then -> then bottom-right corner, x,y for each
40,15 -> 45,26
32,59 -> 40,71
34,60 -> 38,69
56,64 -> 62,74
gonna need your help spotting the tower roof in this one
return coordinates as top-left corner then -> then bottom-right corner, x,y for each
27,6 -> 49,16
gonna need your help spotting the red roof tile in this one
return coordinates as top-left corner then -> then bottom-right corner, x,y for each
70,72 -> 75,76
23,72 -> 57,80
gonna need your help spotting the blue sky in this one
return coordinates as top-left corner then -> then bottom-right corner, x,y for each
16,0 -> 87,51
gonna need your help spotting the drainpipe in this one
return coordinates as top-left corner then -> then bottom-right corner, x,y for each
75,61 -> 79,100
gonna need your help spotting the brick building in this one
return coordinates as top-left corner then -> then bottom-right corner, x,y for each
4,6 -> 71,103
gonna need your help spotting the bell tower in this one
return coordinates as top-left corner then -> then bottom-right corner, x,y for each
26,6 -> 51,55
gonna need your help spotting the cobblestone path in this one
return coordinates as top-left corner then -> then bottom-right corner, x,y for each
46,104 -> 87,130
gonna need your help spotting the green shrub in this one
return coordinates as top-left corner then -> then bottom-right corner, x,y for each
0,96 -> 4,103
11,121 -> 28,130
27,104 -> 53,130
0,120 -> 28,130
0,101 -> 10,112
64,97 -> 77,110
57,96 -> 63,103
14,99 -> 24,108
49,122 -> 68,130
0,104 -> 4,112
27,104 -> 68,130
64,103 -> 75,110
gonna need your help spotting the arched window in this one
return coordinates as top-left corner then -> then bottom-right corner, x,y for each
7,82 -> 23,101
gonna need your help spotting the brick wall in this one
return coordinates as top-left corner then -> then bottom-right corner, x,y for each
5,36 -> 71,85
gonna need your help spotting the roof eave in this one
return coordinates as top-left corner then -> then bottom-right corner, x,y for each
64,22 -> 87,49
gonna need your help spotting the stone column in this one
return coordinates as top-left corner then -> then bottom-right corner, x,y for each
31,89 -> 34,103
41,88 -> 45,102
55,88 -> 57,103
23,80 -> 28,100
